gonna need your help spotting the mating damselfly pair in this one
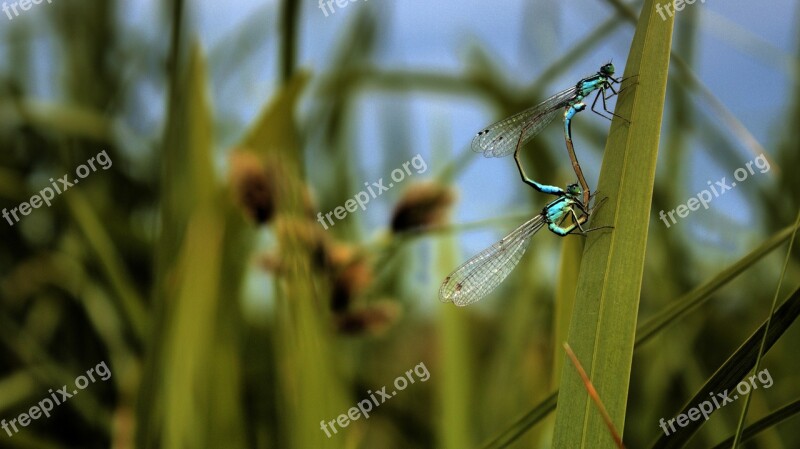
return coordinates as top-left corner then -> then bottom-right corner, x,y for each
440,63 -> 633,306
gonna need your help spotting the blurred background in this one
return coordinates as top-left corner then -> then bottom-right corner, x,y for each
0,0 -> 799,448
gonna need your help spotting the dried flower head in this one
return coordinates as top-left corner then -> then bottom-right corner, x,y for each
229,150 -> 276,224
390,182 -> 456,233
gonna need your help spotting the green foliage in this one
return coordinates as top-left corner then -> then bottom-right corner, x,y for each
0,1 -> 798,449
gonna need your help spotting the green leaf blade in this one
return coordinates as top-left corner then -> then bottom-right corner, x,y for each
552,1 -> 675,447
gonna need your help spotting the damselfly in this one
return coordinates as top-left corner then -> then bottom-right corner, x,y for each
439,183 -> 608,306
472,63 -> 628,202
472,63 -> 625,159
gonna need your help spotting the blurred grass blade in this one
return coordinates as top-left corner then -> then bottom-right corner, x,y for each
0,313 -> 111,432
552,0 -> 673,447
636,224 -> 798,345
732,209 -> 800,447
650,285 -> 800,449
438,235 -> 472,449
147,44 -> 248,449
0,99 -> 114,142
64,191 -> 148,341
244,71 -> 349,449
709,398 -> 800,449
481,393 -> 558,449
161,205 -> 226,448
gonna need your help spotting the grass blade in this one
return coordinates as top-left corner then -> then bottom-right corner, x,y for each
636,224 -> 798,345
731,209 -> 800,447
709,399 -> 800,449
480,393 -> 558,449
551,1 -> 674,447
650,285 -> 800,448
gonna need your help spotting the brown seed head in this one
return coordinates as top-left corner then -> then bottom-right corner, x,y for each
390,182 -> 456,233
229,150 -> 276,224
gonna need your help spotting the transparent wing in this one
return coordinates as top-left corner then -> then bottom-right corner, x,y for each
471,86 -> 578,158
439,214 -> 546,306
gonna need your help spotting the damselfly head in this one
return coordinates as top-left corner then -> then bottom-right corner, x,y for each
566,183 -> 582,197
601,63 -> 615,76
